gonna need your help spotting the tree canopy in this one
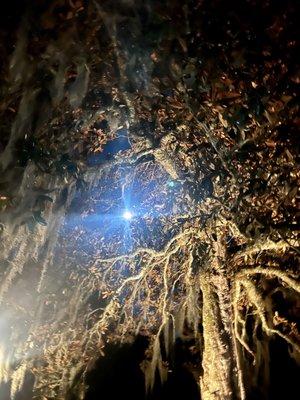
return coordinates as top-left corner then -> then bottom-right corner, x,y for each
0,1 -> 299,399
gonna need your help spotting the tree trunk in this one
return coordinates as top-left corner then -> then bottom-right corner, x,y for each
200,272 -> 245,400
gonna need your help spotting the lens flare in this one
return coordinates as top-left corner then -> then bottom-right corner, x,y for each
122,210 -> 133,220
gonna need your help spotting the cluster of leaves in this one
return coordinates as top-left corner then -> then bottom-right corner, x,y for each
0,1 -> 299,399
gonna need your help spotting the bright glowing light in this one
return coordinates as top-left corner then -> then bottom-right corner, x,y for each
122,210 -> 133,220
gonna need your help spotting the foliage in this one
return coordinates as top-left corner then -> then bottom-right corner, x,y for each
0,1 -> 299,399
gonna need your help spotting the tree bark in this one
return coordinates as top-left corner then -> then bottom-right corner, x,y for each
200,272 -> 245,400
